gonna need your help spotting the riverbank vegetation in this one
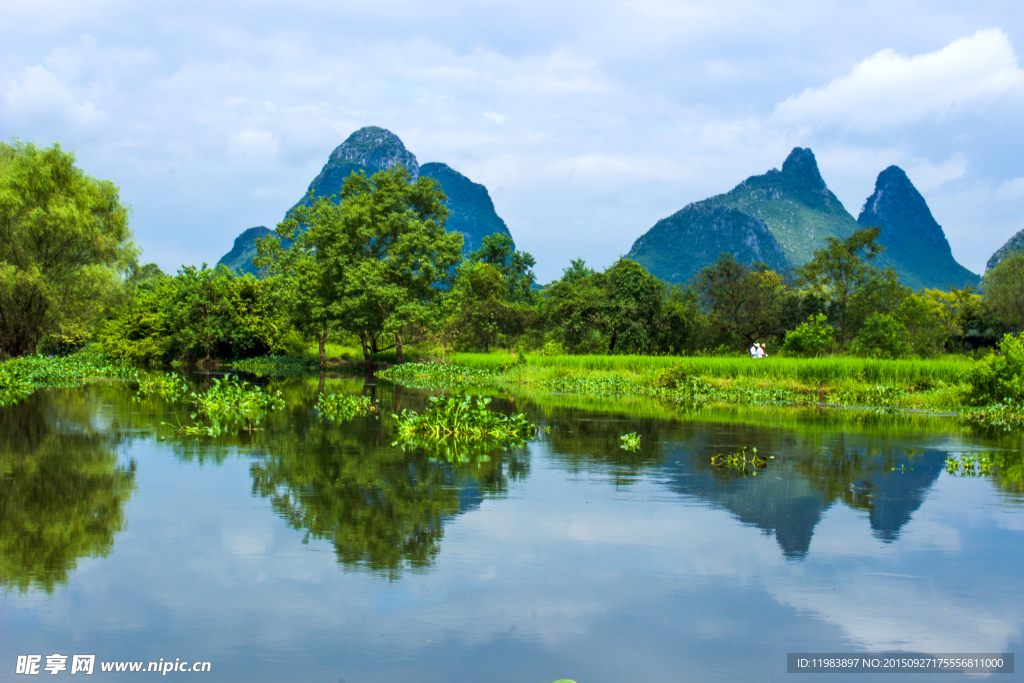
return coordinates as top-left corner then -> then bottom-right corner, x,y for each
3,143 -> 1024,426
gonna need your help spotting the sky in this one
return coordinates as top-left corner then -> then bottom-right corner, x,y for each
3,0 -> 1024,283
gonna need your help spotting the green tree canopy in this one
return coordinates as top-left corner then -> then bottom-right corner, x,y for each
982,252 -> 1024,333
694,253 -> 792,348
0,141 -> 137,357
797,227 -> 884,345
468,233 -> 537,304
260,166 -> 462,369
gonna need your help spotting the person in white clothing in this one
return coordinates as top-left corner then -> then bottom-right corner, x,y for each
749,343 -> 758,358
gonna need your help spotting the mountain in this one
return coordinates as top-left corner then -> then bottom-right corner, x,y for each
628,148 -> 978,289
857,166 -> 979,290
218,127 -> 515,273
987,228 -> 1024,272
419,162 -> 513,255
289,126 -> 419,213
627,200 -> 788,283
217,226 -> 273,276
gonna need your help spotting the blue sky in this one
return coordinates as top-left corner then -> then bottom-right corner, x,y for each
3,0 -> 1023,283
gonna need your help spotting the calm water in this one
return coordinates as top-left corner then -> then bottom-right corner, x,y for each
2,376 -> 1022,682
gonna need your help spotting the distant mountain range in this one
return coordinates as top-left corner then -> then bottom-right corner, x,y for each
627,148 -> 980,290
218,126 -> 513,274
987,228 -> 1024,271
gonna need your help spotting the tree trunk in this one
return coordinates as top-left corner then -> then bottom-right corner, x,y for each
318,321 -> 328,371
395,333 -> 405,364
359,331 -> 374,373
371,335 -> 379,355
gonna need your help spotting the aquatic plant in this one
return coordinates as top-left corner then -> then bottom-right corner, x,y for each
376,362 -> 496,386
960,400 -> 1024,431
135,372 -> 188,402
620,432 -> 641,451
710,446 -> 772,475
229,355 -> 318,377
192,375 -> 285,418
164,375 -> 285,436
394,394 -> 535,440
945,454 -> 994,476
0,349 -> 136,406
316,393 -> 376,421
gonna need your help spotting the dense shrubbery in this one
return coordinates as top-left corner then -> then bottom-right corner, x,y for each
783,313 -> 834,356
101,264 -> 294,364
964,333 -> 1024,406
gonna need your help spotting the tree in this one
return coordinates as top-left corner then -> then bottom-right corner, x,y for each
442,261 -> 530,352
259,166 -> 462,370
468,233 -> 537,304
101,265 -> 288,364
694,253 -> 791,348
542,260 -> 609,353
603,259 -> 665,353
921,286 -> 982,351
982,252 -> 1024,332
0,141 -> 137,358
797,227 -> 884,345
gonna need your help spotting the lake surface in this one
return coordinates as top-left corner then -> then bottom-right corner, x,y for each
2,376 -> 1022,682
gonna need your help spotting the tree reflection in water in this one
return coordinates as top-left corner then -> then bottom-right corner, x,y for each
0,389 -> 136,594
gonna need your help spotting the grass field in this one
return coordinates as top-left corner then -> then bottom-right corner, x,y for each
449,351 -> 973,386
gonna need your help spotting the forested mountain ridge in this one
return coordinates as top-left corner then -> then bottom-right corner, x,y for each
290,126 -> 420,213
987,228 -> 1024,272
627,147 -> 859,283
626,200 -> 788,283
217,127 -> 515,273
857,165 -> 979,290
419,162 -> 514,255
217,226 -> 272,275
628,147 -> 979,289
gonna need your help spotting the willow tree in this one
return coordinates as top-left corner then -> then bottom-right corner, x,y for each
0,141 -> 136,358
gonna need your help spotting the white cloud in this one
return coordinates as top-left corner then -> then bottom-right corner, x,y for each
3,65 -> 105,128
774,28 -> 1024,129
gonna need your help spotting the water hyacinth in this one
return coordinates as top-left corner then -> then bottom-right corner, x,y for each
191,375 -> 285,418
710,446 -> 772,476
376,362 -> 496,386
960,400 -> 1024,431
393,394 -> 536,440
620,432 -> 641,451
316,393 -> 377,421
0,349 -> 137,406
166,375 -> 285,436
135,372 -> 188,402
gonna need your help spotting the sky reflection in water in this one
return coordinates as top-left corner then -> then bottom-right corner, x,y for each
1,379 -> 1022,682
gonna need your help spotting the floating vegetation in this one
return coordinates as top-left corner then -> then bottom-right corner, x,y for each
229,355 -> 318,377
0,349 -> 136,406
394,394 -> 536,441
394,432 -> 529,463
710,446 -> 773,476
376,362 -> 496,386
316,393 -> 377,421
620,432 -> 641,451
960,400 -> 1024,431
192,375 -> 285,417
165,375 -> 285,436
135,372 -> 188,402
541,375 -> 639,396
945,454 -> 994,476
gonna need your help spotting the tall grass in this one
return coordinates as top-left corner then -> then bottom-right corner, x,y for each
449,353 -> 973,386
